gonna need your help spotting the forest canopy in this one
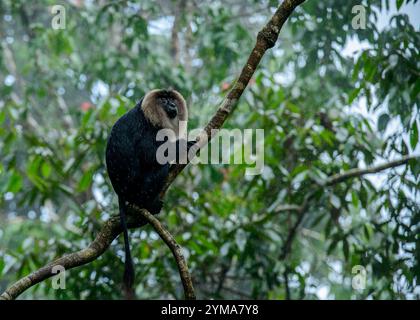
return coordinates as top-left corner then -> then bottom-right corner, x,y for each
0,0 -> 419,300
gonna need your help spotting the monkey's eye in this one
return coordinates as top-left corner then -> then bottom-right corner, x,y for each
160,97 -> 172,105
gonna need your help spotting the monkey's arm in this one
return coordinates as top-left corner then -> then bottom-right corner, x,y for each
171,139 -> 198,164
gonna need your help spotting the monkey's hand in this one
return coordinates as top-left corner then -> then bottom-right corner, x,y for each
187,140 -> 200,157
170,139 -> 200,165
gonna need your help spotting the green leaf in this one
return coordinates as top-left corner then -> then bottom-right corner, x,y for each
360,184 -> 368,208
7,173 -> 23,193
396,0 -> 404,10
343,239 -> 349,260
363,224 -> 372,240
351,191 -> 359,207
352,56 -> 363,81
327,237 -> 339,255
348,87 -> 361,104
411,78 -> 420,100
0,110 -> 6,124
77,168 -> 94,192
41,162 -> 52,178
410,121 -> 418,149
377,113 -> 390,132
286,101 -> 300,114
0,257 -> 4,275
409,158 -> 420,177
320,130 -> 335,146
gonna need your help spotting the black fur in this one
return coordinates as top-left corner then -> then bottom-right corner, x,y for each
105,98 -> 193,298
106,100 -> 168,214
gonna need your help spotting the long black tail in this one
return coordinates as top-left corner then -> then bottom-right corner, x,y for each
118,198 -> 135,299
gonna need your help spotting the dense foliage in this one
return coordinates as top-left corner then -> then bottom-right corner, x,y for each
0,0 -> 419,299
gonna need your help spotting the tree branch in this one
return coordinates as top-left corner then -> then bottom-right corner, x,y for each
1,0 -> 305,300
325,154 -> 418,186
137,209 -> 196,300
0,212 -> 143,300
160,0 -> 306,195
279,154 -> 419,261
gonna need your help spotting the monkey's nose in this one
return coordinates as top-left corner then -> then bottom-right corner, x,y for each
167,109 -> 177,119
166,103 -> 178,118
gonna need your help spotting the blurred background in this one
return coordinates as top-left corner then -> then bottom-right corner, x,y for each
0,0 -> 419,299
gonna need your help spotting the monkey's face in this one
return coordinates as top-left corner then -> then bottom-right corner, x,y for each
141,89 -> 188,136
157,90 -> 179,119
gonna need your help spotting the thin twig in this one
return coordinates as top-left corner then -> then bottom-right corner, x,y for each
325,155 -> 418,186
279,154 -> 419,261
284,267 -> 291,300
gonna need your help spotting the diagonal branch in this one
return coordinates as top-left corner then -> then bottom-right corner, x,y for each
1,0 -> 306,300
0,211 -> 144,300
160,0 -> 306,195
138,209 -> 196,300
